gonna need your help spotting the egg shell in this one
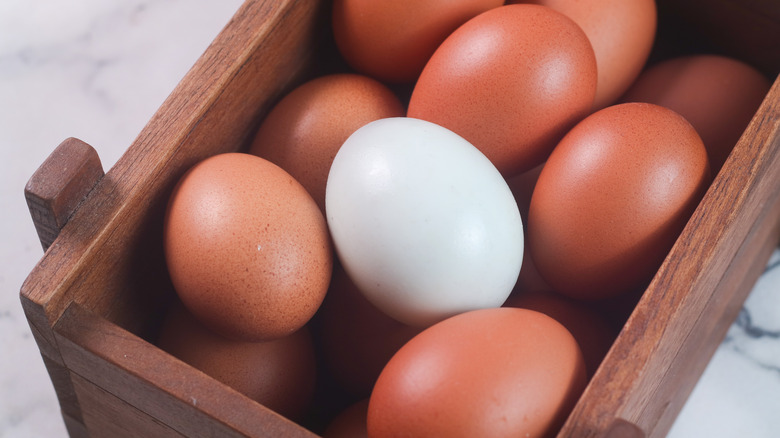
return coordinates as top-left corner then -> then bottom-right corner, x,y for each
249,73 -> 405,212
620,54 -> 771,174
317,263 -> 422,398
528,102 -> 710,300
325,117 -> 524,327
156,302 -> 317,421
508,0 -> 657,110
503,288 -> 617,377
367,307 -> 587,438
322,399 -> 369,438
163,152 -> 333,341
407,4 -> 597,176
332,0 -> 504,83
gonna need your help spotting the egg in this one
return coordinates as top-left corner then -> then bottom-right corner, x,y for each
317,263 -> 421,397
508,0 -> 657,110
367,307 -> 587,438
163,152 -> 332,341
156,302 -> 317,421
620,54 -> 771,174
503,288 -> 617,377
325,117 -> 524,327
322,399 -> 369,438
407,4 -> 597,176
332,0 -> 503,83
249,73 -> 405,212
528,102 -> 710,300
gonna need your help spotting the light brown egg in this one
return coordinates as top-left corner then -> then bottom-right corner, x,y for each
156,302 -> 317,421
163,152 -> 332,341
508,0 -> 657,110
407,4 -> 597,176
332,0 -> 504,83
620,54 -> 771,174
528,103 -> 710,300
249,74 -> 404,212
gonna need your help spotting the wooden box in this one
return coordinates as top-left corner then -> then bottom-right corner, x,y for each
20,0 -> 780,437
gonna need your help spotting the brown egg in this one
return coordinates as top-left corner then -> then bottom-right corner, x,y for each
163,153 -> 332,341
332,0 -> 504,83
620,54 -> 771,174
407,4 -> 597,176
367,308 -> 586,438
528,103 -> 710,300
156,302 -> 317,421
508,0 -> 657,110
504,288 -> 617,377
322,399 -> 369,438
318,263 -> 422,398
249,74 -> 404,212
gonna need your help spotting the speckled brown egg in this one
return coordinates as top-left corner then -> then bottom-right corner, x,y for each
620,54 -> 771,174
528,102 -> 710,300
163,152 -> 333,341
249,74 -> 404,212
508,0 -> 657,110
407,4 -> 597,176
156,302 -> 317,421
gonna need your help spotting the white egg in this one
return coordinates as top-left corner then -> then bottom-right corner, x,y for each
325,117 -> 524,327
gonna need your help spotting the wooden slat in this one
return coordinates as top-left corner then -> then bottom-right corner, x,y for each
54,303 -> 319,438
558,75 -> 780,437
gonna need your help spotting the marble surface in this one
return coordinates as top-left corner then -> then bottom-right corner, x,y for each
1,1 -> 778,437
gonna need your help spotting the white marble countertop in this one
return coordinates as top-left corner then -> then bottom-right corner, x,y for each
1,1 -> 778,437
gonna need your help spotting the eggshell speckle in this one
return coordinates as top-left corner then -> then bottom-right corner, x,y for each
509,0 -> 657,110
164,153 -> 332,341
620,54 -> 771,174
407,4 -> 597,176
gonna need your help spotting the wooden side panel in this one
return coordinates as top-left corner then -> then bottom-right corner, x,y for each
558,76 -> 780,437
71,373 -> 185,438
54,303 -> 320,438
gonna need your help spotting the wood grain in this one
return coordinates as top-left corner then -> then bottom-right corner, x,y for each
24,137 -> 104,252
55,303 -> 319,438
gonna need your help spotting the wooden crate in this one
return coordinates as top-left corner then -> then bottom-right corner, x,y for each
20,0 -> 780,437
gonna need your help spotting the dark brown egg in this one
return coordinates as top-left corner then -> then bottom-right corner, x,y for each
322,399 -> 369,438
318,263 -> 421,398
620,54 -> 771,174
163,153 -> 332,341
156,303 -> 317,421
249,74 -> 404,212
332,0 -> 503,83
